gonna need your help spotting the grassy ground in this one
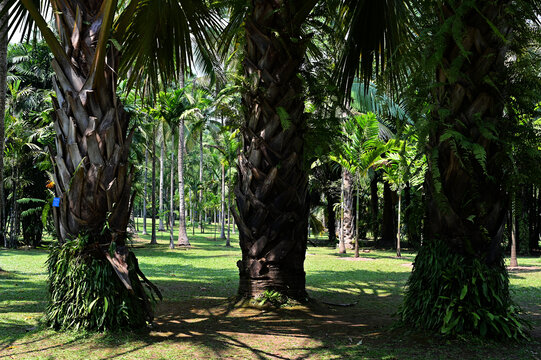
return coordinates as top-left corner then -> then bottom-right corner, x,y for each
0,220 -> 540,359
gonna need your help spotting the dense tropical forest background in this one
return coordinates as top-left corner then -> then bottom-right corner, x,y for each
0,0 -> 540,354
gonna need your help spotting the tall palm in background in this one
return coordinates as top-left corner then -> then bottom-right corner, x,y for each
332,113 -> 392,256
155,86 -> 192,247
185,84 -> 218,232
6,0 -> 217,329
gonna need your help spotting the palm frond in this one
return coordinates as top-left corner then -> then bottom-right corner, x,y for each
118,0 -> 222,96
334,0 -> 416,98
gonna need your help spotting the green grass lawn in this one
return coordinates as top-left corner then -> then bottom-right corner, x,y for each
1,221 -> 540,359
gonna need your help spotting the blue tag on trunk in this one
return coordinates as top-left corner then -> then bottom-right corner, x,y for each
52,197 -> 61,207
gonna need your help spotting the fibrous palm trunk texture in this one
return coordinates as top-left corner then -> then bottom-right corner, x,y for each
341,169 -> 355,252
235,0 -> 310,300
159,141 -> 165,231
402,0 -> 522,337
425,1 -> 510,264
46,0 -> 159,328
177,108 -> 190,246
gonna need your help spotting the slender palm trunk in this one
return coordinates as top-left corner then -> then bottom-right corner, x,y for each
380,182 -> 396,247
158,134 -> 165,231
169,140 -> 175,249
325,191 -> 337,244
199,130 -> 204,233
143,150 -> 148,235
396,191 -> 401,257
510,195 -> 518,267
220,164 -> 226,239
339,173 -> 345,252
177,100 -> 190,246
236,0 -> 310,299
340,168 -> 355,253
150,131 -> 157,244
9,166 -> 18,248
226,168 -> 231,247
370,173 -> 379,242
0,0 -> 7,248
355,177 -> 360,258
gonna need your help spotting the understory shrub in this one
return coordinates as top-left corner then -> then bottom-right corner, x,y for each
46,235 -> 153,331
399,239 -> 530,340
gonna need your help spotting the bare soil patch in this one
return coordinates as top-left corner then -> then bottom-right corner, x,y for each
146,295 -> 541,360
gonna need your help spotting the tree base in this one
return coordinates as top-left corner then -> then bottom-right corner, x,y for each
399,239 -> 529,339
237,264 -> 308,302
46,237 -> 157,331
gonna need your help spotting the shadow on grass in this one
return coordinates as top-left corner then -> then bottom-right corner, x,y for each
1,241 -> 540,360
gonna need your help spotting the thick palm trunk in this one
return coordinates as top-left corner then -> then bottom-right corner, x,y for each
423,0 -> 510,267
43,0 -> 159,329
402,1 -> 523,338
0,0 -> 7,248
235,0 -> 309,300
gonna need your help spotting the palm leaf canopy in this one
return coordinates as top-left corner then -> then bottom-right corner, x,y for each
332,112 -> 394,175
333,0 -> 416,97
3,0 -> 220,94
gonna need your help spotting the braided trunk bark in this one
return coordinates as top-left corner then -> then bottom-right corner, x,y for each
44,0 -> 158,329
235,0 -> 310,300
424,1 -> 510,265
402,1 -> 523,337
341,169 -> 355,252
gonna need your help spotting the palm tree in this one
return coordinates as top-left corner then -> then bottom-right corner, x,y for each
7,0 -> 217,329
169,138 -> 175,249
223,0 -> 409,299
158,124 -> 166,232
400,0 -> 539,338
376,136 -> 426,257
332,113 -> 391,256
154,85 -> 192,247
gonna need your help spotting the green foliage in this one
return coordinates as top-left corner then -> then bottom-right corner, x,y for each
332,112 -> 390,176
400,239 -> 530,340
46,236 -> 149,331
257,290 -> 286,307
